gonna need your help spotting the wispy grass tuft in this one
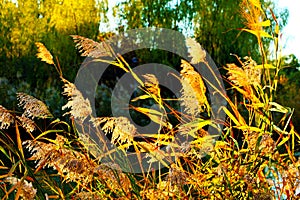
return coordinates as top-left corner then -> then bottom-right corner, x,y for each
0,2 -> 299,199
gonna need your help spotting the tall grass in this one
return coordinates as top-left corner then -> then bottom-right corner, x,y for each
0,0 -> 299,199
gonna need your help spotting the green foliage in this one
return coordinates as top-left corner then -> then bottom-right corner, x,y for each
0,0 -> 108,114
276,54 -> 300,133
115,0 -> 288,67
193,0 -> 258,65
0,0 -> 299,199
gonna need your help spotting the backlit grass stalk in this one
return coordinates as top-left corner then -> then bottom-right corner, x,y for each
1,3 -> 299,197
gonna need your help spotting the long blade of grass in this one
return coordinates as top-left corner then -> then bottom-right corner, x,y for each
15,123 -> 24,160
34,129 -> 64,140
222,107 -> 242,126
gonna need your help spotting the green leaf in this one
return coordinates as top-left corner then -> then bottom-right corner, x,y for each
0,146 -> 10,160
35,129 -> 64,140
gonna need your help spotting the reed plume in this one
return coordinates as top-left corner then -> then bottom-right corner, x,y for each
35,42 -> 54,65
16,116 -> 35,133
143,74 -> 161,99
17,93 -> 53,119
61,78 -> 92,122
226,56 -> 261,87
5,177 -> 37,200
239,0 -> 270,37
0,105 -> 14,129
24,135 -> 96,185
180,60 -> 209,116
91,116 -> 136,146
226,57 -> 261,103
71,35 -> 112,58
185,38 -> 206,64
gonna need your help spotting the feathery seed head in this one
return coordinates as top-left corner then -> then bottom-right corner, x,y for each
17,93 -> 53,119
0,105 -> 14,129
226,57 -> 261,87
186,38 -> 206,64
243,56 -> 261,85
35,42 -> 54,65
240,0 -> 270,39
71,35 -> 112,58
167,164 -> 188,186
5,177 -> 37,199
226,63 -> 249,87
24,135 -> 97,185
143,73 -> 160,97
16,116 -> 35,133
61,78 -> 92,122
180,60 -> 209,116
91,116 -> 136,146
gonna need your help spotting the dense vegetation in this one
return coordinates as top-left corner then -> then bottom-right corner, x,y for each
0,0 -> 299,199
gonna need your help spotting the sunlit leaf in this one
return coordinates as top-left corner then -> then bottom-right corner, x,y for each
236,126 -> 261,133
222,107 -> 242,126
250,0 -> 263,11
35,129 -> 64,140
255,64 -> 276,69
242,29 -> 273,38
273,125 -> 289,135
0,146 -> 10,160
278,136 -> 290,146
133,107 -> 169,127
269,102 -> 289,113
253,20 -> 271,27
131,94 -> 151,102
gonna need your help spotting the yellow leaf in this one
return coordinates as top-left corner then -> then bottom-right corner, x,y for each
239,149 -> 249,153
134,107 -> 163,116
138,133 -> 174,140
273,125 -> 289,135
236,126 -> 261,133
242,29 -> 273,38
182,119 -> 214,129
15,123 -> 24,159
250,103 -> 265,108
258,30 -> 273,38
278,136 -> 290,147
133,107 -> 168,127
250,0 -> 263,11
255,64 -> 276,69
254,20 -> 271,27
269,102 -> 289,113
131,94 -> 151,102
275,25 -> 280,35
215,141 -> 231,150
222,107 -> 241,126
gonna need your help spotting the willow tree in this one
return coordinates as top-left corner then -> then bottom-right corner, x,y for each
0,0 -> 107,111
114,0 -> 287,67
39,0 -> 107,80
116,0 -> 188,29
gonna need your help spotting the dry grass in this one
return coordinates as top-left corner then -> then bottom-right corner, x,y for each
0,1 -> 299,199
17,92 -> 53,119
0,105 -> 14,129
